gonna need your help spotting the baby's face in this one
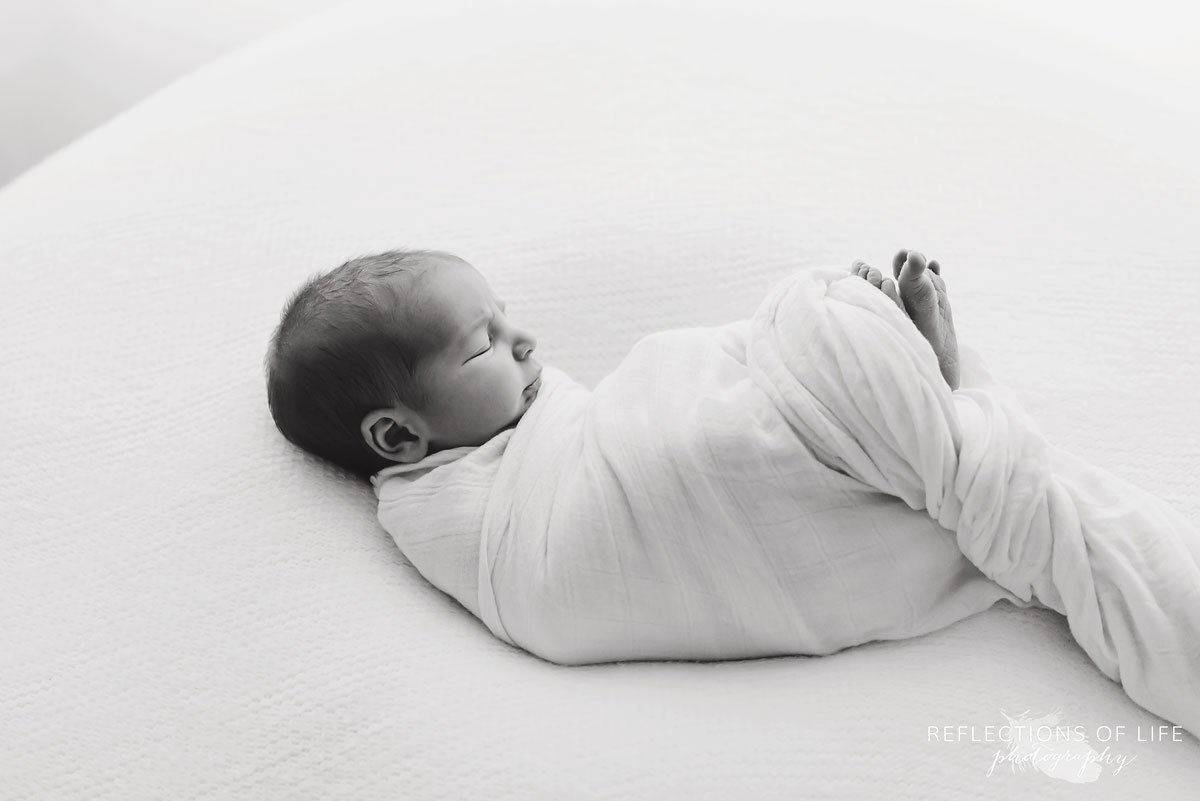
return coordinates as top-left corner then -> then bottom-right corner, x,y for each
406,258 -> 541,450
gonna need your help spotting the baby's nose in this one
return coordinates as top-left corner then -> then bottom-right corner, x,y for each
516,332 -> 537,359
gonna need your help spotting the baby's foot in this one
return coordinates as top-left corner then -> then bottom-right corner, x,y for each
892,249 -> 960,390
850,260 -> 907,315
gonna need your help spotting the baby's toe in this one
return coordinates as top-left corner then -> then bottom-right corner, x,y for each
866,267 -> 884,288
897,250 -> 929,286
882,278 -> 906,313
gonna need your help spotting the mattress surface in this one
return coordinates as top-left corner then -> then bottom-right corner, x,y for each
2,0 -> 1198,798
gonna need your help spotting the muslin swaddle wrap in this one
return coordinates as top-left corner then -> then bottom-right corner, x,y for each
374,266 -> 1200,736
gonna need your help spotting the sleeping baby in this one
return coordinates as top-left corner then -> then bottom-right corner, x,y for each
266,248 -> 1200,738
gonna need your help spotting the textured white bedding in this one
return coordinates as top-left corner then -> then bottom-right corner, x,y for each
2,0 -> 1199,798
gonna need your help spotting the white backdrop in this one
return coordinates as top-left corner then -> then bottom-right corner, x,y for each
1,0 -> 1198,187
0,0 -> 340,185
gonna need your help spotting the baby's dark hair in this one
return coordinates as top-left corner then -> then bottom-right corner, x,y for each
265,248 -> 450,480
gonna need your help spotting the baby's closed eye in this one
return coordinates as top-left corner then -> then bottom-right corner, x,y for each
470,334 -> 494,360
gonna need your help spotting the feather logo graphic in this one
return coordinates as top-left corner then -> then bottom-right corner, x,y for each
987,708 -> 1104,782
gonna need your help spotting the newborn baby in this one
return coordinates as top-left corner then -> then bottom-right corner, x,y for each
268,246 -> 1016,657
266,247 -> 1200,737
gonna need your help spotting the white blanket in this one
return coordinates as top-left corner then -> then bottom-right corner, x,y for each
377,265 -> 1200,736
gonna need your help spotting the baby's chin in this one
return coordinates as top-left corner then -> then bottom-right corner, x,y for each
478,405 -> 529,443
504,393 -> 537,429
504,406 -> 531,432
478,384 -> 540,443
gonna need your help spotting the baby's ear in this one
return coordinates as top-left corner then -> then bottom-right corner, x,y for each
361,408 -> 428,464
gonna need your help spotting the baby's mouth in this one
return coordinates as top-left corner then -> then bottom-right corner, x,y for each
524,372 -> 543,395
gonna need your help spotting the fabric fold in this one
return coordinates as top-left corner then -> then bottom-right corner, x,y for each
744,267 -> 1200,735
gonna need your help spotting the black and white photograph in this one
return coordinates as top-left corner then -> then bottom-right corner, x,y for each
2,0 -> 1199,798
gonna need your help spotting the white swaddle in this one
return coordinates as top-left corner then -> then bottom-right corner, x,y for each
375,266 -> 1200,736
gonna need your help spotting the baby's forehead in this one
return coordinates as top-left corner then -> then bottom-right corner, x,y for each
380,257 -> 488,345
